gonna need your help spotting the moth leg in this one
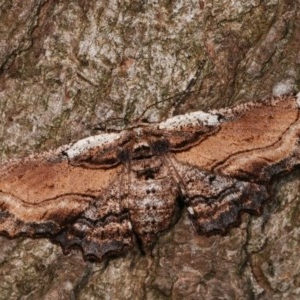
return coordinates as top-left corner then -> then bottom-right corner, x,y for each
52,177 -> 133,261
169,161 -> 268,234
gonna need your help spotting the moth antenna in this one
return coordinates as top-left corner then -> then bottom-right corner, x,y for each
91,61 -> 206,130
93,116 -> 130,132
136,60 -> 207,123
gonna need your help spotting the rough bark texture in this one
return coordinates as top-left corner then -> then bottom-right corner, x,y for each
0,1 -> 299,299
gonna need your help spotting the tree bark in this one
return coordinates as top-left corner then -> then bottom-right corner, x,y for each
0,1 -> 299,299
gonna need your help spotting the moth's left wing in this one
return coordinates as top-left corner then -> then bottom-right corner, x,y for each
170,161 -> 268,234
174,95 -> 300,181
167,95 -> 300,233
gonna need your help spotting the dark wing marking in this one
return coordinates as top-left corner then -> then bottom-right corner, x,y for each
52,176 -> 133,261
169,160 -> 268,234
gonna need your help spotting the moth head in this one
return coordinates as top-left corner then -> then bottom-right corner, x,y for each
132,141 -> 152,159
131,139 -> 170,160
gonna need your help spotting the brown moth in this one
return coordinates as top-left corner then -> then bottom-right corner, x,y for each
0,94 -> 299,261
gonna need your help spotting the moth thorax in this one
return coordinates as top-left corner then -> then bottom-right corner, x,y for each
131,157 -> 164,180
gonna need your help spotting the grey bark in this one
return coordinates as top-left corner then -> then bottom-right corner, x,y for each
0,1 -> 300,299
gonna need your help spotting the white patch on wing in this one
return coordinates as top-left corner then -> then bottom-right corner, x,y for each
158,111 -> 221,130
65,133 -> 121,159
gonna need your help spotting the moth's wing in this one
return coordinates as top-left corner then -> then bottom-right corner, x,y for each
0,151 -> 133,261
171,162 -> 268,234
52,178 -> 133,261
169,95 -> 300,233
64,131 -> 132,168
157,109 -> 223,151
174,95 -> 300,181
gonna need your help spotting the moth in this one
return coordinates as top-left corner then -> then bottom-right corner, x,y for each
0,94 -> 299,261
